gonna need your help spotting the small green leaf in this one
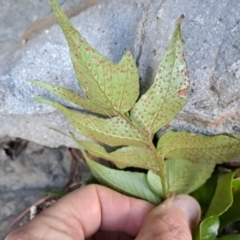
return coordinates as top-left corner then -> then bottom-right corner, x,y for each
29,79 -> 112,116
50,0 -> 139,114
195,170 -> 239,240
220,178 -> 240,230
165,159 -> 215,194
84,176 -> 99,186
42,190 -> 66,197
195,217 -> 219,240
35,98 -> 148,147
158,131 -> 240,164
86,156 -> 161,204
130,16 -> 189,134
201,171 -> 238,218
147,170 -> 163,196
147,159 -> 215,196
218,235 -> 240,240
77,141 -> 158,171
191,171 -> 218,217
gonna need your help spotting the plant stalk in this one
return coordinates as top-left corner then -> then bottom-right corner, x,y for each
123,113 -> 168,198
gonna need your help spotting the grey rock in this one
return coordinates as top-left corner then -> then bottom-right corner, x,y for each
0,0 -> 240,147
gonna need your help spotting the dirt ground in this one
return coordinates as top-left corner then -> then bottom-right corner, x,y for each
0,137 -> 91,239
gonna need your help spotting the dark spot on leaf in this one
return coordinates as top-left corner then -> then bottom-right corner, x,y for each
178,87 -> 189,97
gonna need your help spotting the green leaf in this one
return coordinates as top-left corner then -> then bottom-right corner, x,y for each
35,98 -> 148,147
50,0 -> 139,114
42,190 -> 66,197
130,16 -> 189,134
84,176 -> 99,186
76,140 -> 158,171
195,170 -> 239,240
201,171 -> 238,218
147,159 -> 215,196
147,170 -> 163,196
86,156 -> 161,204
220,178 -> 240,230
158,131 -> 240,164
194,217 -> 219,240
29,79 -> 111,116
218,235 -> 240,240
191,171 -> 218,217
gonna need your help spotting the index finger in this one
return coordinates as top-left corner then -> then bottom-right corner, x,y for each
6,184 -> 155,240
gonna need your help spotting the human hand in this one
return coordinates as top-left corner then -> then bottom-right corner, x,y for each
6,184 -> 200,240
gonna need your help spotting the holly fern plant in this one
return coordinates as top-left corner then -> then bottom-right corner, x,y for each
30,0 -> 240,239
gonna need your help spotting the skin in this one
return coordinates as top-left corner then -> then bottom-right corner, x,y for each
6,184 -> 201,240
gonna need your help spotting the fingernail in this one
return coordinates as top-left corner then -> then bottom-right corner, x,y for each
169,195 -> 201,227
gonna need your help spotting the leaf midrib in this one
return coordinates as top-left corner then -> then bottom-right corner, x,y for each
161,143 -> 240,156
151,39 -> 178,131
55,2 -> 119,113
71,113 -> 147,144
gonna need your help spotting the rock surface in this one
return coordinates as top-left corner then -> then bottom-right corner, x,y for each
0,0 -> 240,147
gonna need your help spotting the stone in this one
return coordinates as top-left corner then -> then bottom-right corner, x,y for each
0,0 -> 240,147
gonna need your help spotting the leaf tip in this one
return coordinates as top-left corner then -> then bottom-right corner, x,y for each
33,97 -> 44,102
177,14 -> 185,25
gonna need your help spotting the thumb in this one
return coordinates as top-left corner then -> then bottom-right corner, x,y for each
135,194 -> 201,240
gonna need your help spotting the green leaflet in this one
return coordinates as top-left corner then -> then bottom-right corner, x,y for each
35,98 -> 148,147
30,80 -> 112,116
220,178 -> 240,230
147,159 -> 215,196
157,131 -> 240,164
130,16 -> 189,134
42,190 -> 66,197
218,235 -> 240,240
76,140 -> 158,171
191,172 -> 218,217
194,170 -> 239,240
86,156 -> 160,204
50,0 -> 139,115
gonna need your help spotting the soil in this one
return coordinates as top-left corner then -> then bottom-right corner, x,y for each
0,137 -> 91,239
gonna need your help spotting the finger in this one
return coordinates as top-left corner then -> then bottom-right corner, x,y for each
86,231 -> 133,240
6,185 -> 154,240
135,194 -> 201,240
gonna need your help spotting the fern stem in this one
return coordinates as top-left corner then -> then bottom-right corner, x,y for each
122,112 -> 168,198
120,113 -> 148,138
